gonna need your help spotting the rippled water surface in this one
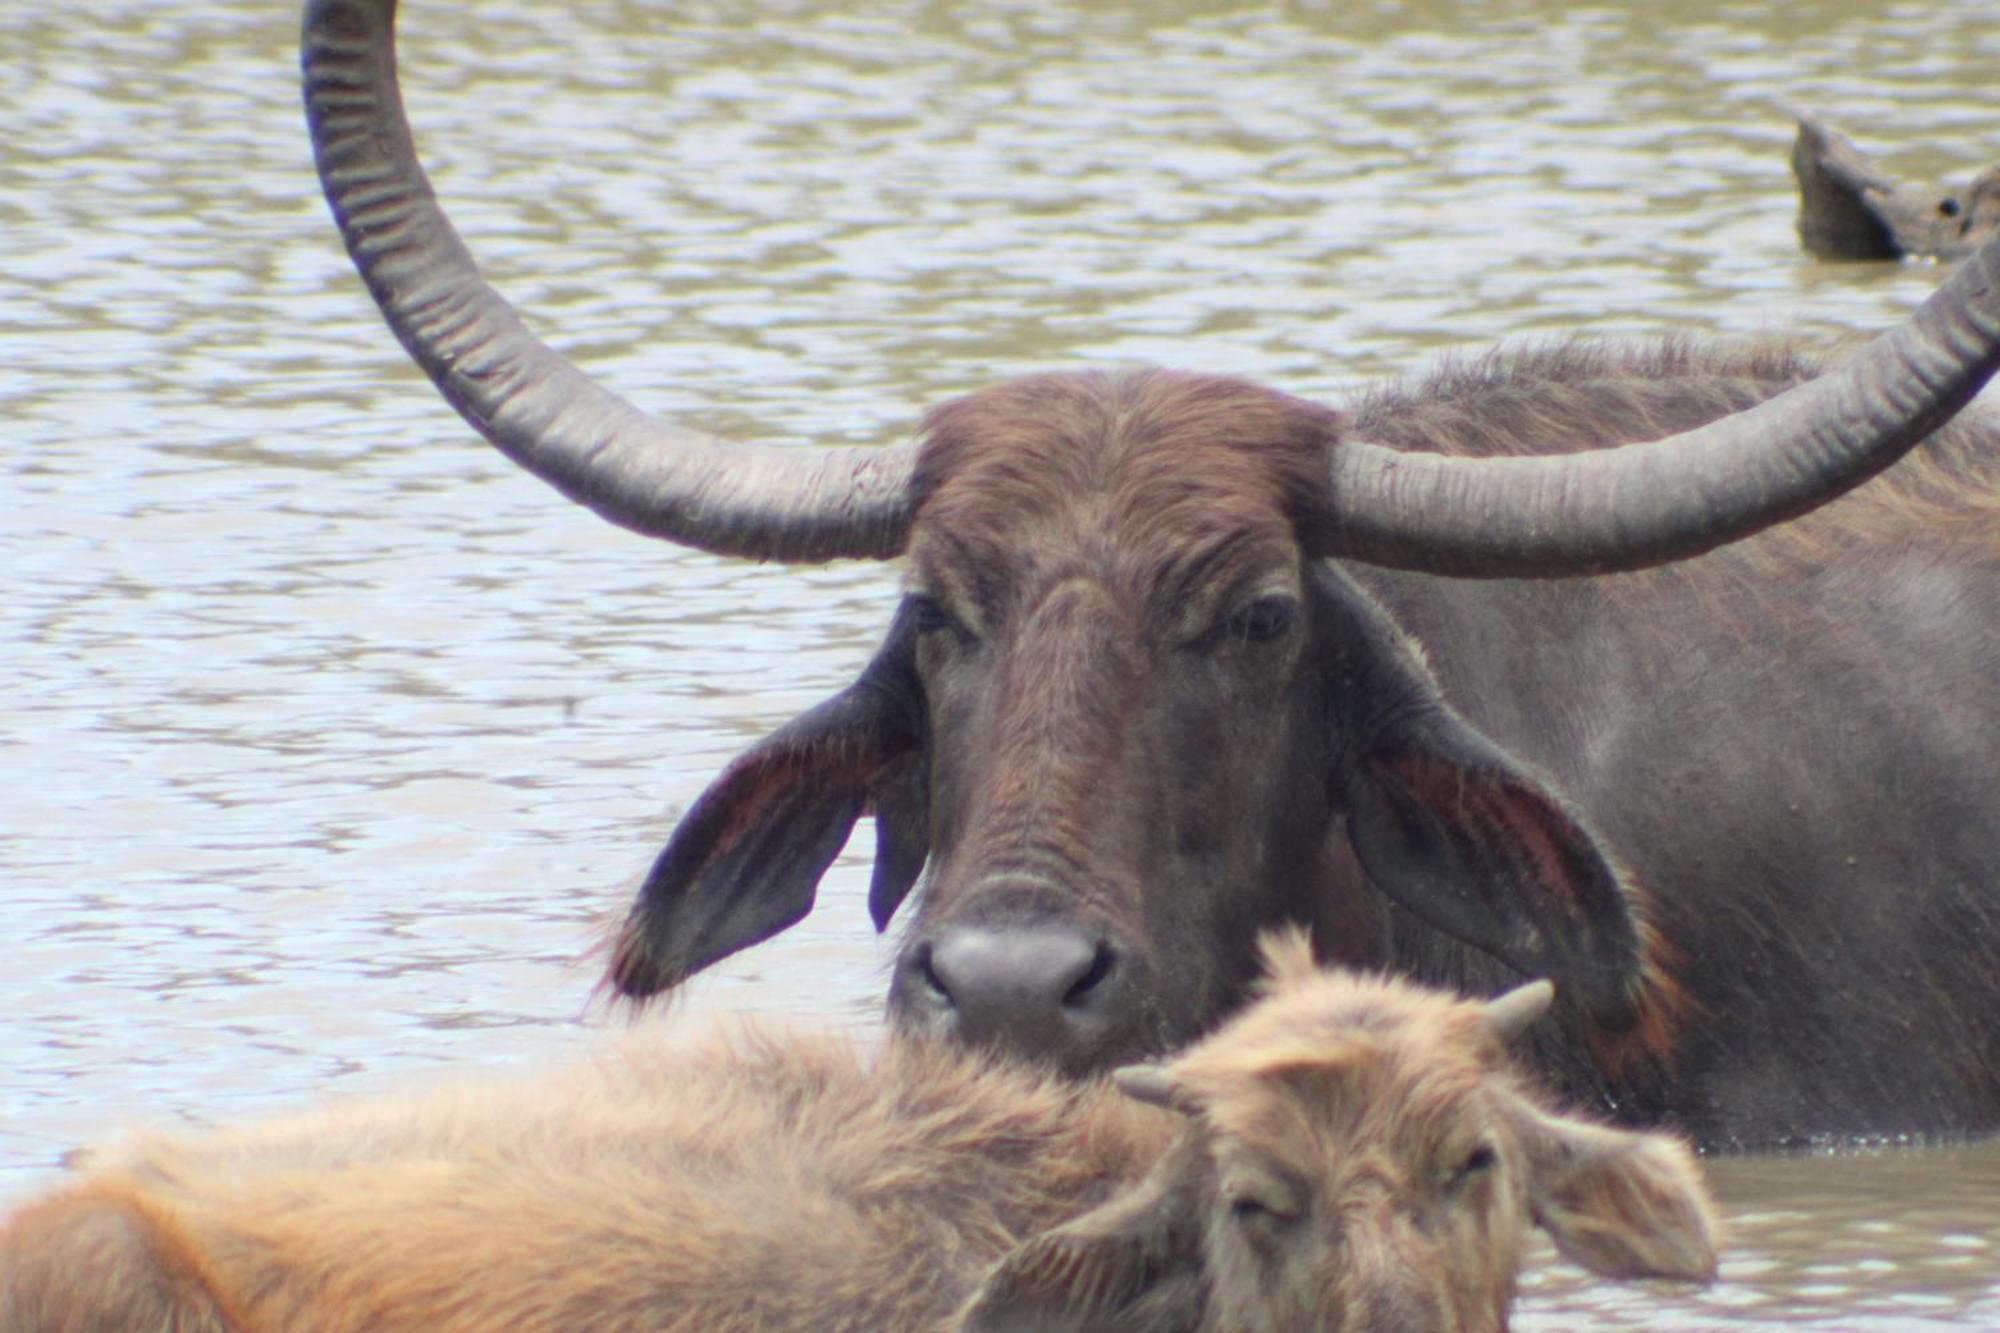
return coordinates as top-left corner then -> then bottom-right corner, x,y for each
4,0 -> 1997,1324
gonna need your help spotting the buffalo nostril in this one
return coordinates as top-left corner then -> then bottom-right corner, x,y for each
1062,941 -> 1116,1009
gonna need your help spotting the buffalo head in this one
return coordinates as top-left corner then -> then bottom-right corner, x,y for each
597,370 -> 1668,1069
304,0 -> 2000,1070
1793,112 -> 2000,262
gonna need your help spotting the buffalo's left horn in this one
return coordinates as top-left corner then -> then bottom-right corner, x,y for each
302,0 -> 914,563
1482,979 -> 1555,1044
1324,224 -> 2000,578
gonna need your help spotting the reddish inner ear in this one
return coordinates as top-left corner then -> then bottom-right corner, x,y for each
709,742 -> 891,859
707,750 -> 807,858
1365,748 -> 1614,921
1350,741 -> 1651,1035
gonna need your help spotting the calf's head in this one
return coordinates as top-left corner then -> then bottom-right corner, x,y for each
959,933 -> 1721,1333
305,0 -> 2000,1071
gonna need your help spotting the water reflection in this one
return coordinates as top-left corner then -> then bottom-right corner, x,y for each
3,0 -> 1996,1323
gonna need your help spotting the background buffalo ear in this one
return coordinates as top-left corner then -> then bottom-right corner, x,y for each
957,1140 -> 1208,1333
1343,701 -> 1644,1028
605,675 -> 919,1002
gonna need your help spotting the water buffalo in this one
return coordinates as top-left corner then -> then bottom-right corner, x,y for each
1794,113 -> 2000,261
302,0 -> 2000,1148
0,936 -> 1718,1333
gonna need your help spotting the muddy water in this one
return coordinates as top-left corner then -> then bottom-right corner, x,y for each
3,0 -> 1996,1323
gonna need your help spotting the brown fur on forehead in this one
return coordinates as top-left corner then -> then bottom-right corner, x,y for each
1174,961 -> 1508,1153
908,369 -> 1341,609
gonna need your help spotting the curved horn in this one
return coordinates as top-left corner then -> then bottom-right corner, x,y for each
1482,979 -> 1555,1044
1112,1063 -> 1185,1111
301,0 -> 914,563
1324,230 -> 2000,577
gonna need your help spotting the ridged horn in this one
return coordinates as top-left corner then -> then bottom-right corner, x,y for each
301,0 -> 914,563
1324,229 -> 2000,577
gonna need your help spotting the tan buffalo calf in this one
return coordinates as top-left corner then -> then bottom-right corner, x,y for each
0,936 -> 1717,1332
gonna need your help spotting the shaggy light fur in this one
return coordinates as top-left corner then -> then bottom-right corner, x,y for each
1,938 -> 1717,1332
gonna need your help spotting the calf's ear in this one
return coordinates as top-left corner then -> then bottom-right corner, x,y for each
957,1139 -> 1208,1333
1502,1090 -> 1721,1283
606,632 -> 923,1001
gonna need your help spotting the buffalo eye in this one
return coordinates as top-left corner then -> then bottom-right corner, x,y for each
908,594 -> 971,642
1451,1143 -> 1498,1188
1940,196 -> 1962,218
1230,1195 -> 1276,1224
1228,594 -> 1297,645
1221,1167 -> 1304,1233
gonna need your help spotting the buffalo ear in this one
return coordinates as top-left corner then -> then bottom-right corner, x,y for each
1315,564 -> 1644,1026
866,749 -> 929,933
957,1140 -> 1209,1333
606,674 -> 919,1001
1345,709 -> 1643,1027
1500,1090 -> 1721,1283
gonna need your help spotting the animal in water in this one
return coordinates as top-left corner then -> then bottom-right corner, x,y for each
303,0 -> 2000,1147
1793,113 -> 1999,261
0,935 -> 1718,1333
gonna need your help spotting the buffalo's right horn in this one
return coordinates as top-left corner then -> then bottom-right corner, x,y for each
1322,227 -> 2000,577
302,0 -> 915,564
